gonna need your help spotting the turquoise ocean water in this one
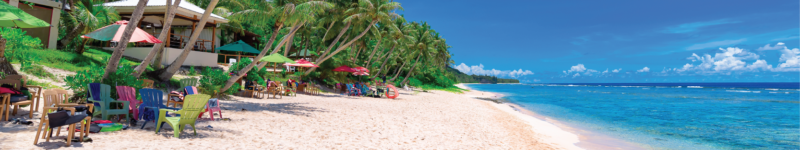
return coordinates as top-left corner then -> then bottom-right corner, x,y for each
465,83 -> 800,150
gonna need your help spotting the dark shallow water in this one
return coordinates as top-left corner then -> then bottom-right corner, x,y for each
467,83 -> 800,150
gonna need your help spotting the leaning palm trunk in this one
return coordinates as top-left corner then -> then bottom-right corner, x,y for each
388,59 -> 407,82
156,0 -> 219,81
75,38 -> 89,54
399,53 -> 422,85
132,0 -> 182,77
255,22 -> 304,69
0,35 -> 18,75
59,23 -> 85,50
364,38 -> 381,67
283,33 -> 294,57
371,43 -> 395,80
101,0 -> 150,79
303,20 -> 378,75
217,24 -> 283,93
317,22 -> 351,60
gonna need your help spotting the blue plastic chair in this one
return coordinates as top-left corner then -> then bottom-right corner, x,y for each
138,88 -> 178,129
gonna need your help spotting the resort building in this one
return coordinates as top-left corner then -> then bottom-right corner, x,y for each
103,0 -> 229,67
4,0 -> 62,49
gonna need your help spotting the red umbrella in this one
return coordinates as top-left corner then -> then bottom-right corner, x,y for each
81,20 -> 162,43
332,65 -> 355,72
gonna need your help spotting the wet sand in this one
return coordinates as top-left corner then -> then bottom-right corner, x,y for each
456,83 -> 648,150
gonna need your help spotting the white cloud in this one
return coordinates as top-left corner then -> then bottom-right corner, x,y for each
686,38 -> 747,50
454,63 -> 534,78
567,64 -> 586,73
612,68 -> 621,73
777,47 -> 800,71
572,73 -> 580,78
637,67 -> 650,72
757,42 -> 786,51
679,47 -> 763,73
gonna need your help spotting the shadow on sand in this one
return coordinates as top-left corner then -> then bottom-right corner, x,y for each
220,100 -> 328,117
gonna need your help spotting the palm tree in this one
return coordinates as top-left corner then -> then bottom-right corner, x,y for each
59,0 -> 120,54
399,22 -> 437,85
303,0 -> 402,75
101,0 -> 150,79
371,18 -> 407,79
154,0 -> 220,81
132,0 -> 182,77
218,0 -> 332,93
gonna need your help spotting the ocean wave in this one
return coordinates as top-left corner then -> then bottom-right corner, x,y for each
687,86 -> 703,88
726,90 -> 761,93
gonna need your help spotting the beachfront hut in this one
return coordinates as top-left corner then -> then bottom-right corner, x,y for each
101,0 -> 229,67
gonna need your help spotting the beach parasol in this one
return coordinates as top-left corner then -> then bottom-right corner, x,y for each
218,40 -> 261,54
352,67 -> 369,73
259,53 -> 296,74
0,1 -> 50,28
332,65 -> 355,72
81,20 -> 162,43
353,72 -> 369,76
218,40 -> 260,61
284,59 -> 319,68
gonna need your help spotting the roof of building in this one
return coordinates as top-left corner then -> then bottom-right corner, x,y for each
104,0 -> 228,25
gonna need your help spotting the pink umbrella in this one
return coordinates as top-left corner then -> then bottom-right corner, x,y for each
81,20 -> 162,43
283,59 -> 319,68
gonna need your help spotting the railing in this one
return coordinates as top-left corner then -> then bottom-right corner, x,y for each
218,53 -> 255,65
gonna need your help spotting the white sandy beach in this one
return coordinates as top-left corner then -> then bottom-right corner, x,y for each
2,85 -> 581,149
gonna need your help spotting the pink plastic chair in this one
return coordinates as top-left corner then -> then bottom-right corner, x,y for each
116,86 -> 141,120
199,98 -> 222,120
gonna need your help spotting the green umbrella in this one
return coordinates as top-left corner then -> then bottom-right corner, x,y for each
0,1 -> 50,28
259,53 -> 296,64
217,40 -> 261,54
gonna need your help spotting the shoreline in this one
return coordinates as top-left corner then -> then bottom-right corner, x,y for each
456,83 -> 647,150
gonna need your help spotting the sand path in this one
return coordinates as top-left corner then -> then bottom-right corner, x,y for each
2,88 -> 567,149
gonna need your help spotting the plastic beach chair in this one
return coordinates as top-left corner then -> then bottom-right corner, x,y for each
156,94 -> 211,138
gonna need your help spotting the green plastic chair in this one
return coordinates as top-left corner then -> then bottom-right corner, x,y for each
180,78 -> 198,87
155,94 -> 210,138
87,83 -> 130,124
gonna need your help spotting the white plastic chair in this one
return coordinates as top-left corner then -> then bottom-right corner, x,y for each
229,58 -> 237,65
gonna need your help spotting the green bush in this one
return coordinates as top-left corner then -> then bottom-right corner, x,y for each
199,67 -> 240,98
64,57 -> 143,100
188,66 -> 197,76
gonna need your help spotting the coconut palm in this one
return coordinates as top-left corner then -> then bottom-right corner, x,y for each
153,0 -> 220,81
101,0 -> 150,79
59,0 -> 120,54
132,0 -> 182,77
303,0 -> 403,75
399,22 -> 438,85
218,0 -> 333,92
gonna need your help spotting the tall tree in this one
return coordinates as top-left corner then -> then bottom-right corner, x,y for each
101,0 -> 149,79
399,22 -> 436,85
304,0 -> 402,75
59,0 -> 120,54
132,0 -> 182,77
155,0 -> 220,81
219,0 -> 332,93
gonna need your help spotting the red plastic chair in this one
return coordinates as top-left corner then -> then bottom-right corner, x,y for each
198,98 -> 222,120
116,86 -> 141,120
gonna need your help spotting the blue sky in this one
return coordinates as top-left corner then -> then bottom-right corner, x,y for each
398,0 -> 800,83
